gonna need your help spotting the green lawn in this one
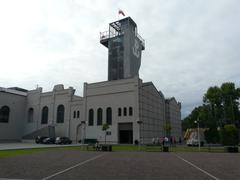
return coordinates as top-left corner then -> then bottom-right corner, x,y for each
170,146 -> 224,152
0,144 -> 237,158
112,145 -> 235,153
0,148 -> 52,158
0,145 -> 84,158
112,145 -> 226,152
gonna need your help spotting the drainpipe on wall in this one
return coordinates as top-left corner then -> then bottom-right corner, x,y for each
83,82 -> 88,142
68,88 -> 73,139
137,77 -> 143,144
37,88 -> 42,131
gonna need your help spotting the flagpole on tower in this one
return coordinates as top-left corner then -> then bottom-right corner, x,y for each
118,9 -> 125,19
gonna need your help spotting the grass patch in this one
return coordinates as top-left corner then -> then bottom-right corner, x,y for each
0,144 -> 235,158
170,146 -> 227,153
0,145 -> 85,158
78,144 -> 228,153
112,145 -> 228,153
112,144 -> 142,151
0,148 -> 52,158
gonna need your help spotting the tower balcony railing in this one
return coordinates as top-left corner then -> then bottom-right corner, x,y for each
100,30 -> 145,49
100,31 -> 123,41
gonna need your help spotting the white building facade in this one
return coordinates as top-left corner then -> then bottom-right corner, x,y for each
165,98 -> 182,140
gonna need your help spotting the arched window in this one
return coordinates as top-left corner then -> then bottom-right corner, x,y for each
73,111 -> 76,118
129,107 -> 133,116
28,108 -> 34,123
123,107 -> 127,116
118,108 -> 122,116
88,109 -> 94,126
77,111 -> 80,118
106,107 -> 112,125
57,105 -> 64,123
41,106 -> 48,124
97,108 -> 103,126
0,106 -> 10,123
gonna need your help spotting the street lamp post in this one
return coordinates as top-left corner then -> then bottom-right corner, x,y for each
137,120 -> 143,151
194,119 -> 200,152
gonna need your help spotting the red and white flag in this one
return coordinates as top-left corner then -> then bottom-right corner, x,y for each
118,9 -> 125,16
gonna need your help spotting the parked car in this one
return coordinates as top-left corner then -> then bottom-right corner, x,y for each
35,136 -> 48,144
42,137 -> 56,144
55,137 -> 72,145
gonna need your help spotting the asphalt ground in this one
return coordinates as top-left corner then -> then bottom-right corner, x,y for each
0,150 -> 239,180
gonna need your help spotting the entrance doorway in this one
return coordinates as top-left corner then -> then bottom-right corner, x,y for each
76,124 -> 82,143
48,126 -> 55,138
118,123 -> 133,144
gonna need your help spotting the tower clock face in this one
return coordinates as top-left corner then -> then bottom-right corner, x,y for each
132,38 -> 140,58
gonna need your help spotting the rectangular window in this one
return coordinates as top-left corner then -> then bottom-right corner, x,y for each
129,107 -> 133,116
118,108 -> 122,116
88,109 -> 94,126
73,111 -> 76,118
124,107 -> 127,116
97,108 -> 103,126
106,107 -> 112,125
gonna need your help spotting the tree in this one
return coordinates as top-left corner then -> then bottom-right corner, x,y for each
183,82 -> 240,131
202,82 -> 240,127
102,123 -> 109,144
204,127 -> 220,144
221,82 -> 240,125
221,124 -> 239,146
203,86 -> 223,128
182,106 -> 209,131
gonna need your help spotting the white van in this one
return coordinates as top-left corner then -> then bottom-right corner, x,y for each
186,131 -> 205,146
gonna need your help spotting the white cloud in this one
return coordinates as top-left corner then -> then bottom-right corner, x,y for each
0,0 -> 239,118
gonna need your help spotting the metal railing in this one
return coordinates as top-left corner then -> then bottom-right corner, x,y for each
100,31 -> 121,41
100,30 -> 145,48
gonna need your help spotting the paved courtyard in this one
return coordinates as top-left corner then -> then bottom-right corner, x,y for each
0,150 -> 239,180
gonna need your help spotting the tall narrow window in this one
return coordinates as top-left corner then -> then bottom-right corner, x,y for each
88,109 -> 94,126
28,108 -> 34,123
97,108 -> 103,126
41,106 -> 48,124
0,106 -> 10,123
57,105 -> 64,123
129,107 -> 133,116
123,107 -> 127,116
118,108 -> 122,116
106,107 -> 112,125
77,111 -> 80,118
73,111 -> 76,118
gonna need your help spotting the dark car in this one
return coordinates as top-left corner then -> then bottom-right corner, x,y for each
35,136 -> 48,144
42,137 -> 56,144
55,137 -> 72,145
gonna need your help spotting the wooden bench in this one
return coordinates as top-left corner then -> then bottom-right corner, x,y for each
84,139 -> 98,151
101,144 -> 112,151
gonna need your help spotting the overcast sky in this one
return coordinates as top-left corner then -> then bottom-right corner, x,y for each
0,0 -> 239,118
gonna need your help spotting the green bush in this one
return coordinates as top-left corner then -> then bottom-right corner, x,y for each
204,128 -> 220,143
221,124 -> 239,146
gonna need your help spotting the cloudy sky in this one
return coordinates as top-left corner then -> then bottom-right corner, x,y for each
0,0 -> 239,118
